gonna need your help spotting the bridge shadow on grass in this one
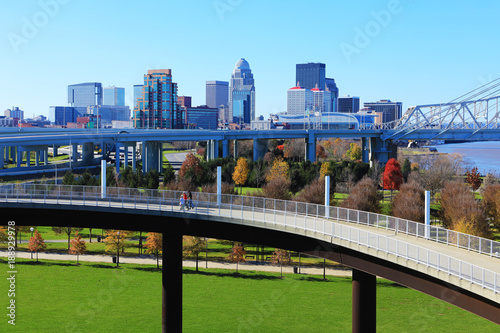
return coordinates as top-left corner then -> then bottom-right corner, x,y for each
182,268 -> 282,280
15,260 -> 75,267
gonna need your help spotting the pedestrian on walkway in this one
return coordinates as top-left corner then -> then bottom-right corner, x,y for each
187,190 -> 193,210
179,195 -> 185,211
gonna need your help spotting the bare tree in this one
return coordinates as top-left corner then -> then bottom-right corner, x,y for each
392,181 -> 425,223
340,177 -> 382,213
411,153 -> 464,196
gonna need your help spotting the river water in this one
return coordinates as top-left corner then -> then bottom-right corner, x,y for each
427,141 -> 500,175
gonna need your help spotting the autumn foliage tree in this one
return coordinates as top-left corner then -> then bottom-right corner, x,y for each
482,183 -> 500,229
69,231 -> 87,265
392,181 -> 425,223
144,232 -> 163,269
271,248 -> 291,278
382,158 -> 403,201
340,177 -> 382,213
178,153 -> 204,185
262,157 -> 291,200
183,236 -> 205,272
232,157 -> 250,194
228,243 -> 246,274
283,139 -> 304,162
346,142 -> 362,161
104,230 -> 128,259
52,227 -> 84,250
28,231 -> 46,262
465,167 -> 482,191
440,180 -> 491,238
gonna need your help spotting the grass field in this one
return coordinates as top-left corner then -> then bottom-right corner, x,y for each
1,259 -> 497,332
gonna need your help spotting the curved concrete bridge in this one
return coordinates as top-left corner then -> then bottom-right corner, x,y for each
1,184 -> 499,332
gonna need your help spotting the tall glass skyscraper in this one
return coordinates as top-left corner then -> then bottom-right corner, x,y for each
296,63 -> 338,112
68,82 -> 102,107
133,85 -> 144,110
103,87 -> 125,106
133,69 -> 184,129
229,58 -> 255,125
206,81 -> 229,109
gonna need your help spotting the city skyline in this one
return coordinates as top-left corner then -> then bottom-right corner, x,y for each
1,1 -> 500,120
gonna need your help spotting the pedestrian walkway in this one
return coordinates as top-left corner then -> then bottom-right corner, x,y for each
0,250 -> 352,277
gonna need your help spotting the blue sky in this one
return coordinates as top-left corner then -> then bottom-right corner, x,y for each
1,0 -> 499,119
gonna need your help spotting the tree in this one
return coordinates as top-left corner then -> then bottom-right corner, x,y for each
163,161 -> 176,184
52,227 -> 83,250
77,169 -> 98,186
401,158 -> 412,183
271,248 -> 291,278
294,178 -> 335,205
440,180 -> 490,238
266,157 -> 289,184
346,142 -> 362,161
183,236 -> 205,272
283,139 -> 304,162
465,167 -> 482,191
179,153 -> 203,185
62,170 -> 76,185
104,230 -> 128,264
319,161 -> 334,179
144,232 -> 163,269
0,227 -> 8,243
11,226 -> 30,249
28,231 -> 46,262
480,173 -> 498,195
392,181 -> 425,223
228,243 -> 246,274
382,158 -> 403,201
232,157 -> 250,194
144,169 -> 160,189
69,231 -> 87,265
482,183 -> 500,229
340,177 -> 382,213
316,144 -> 327,160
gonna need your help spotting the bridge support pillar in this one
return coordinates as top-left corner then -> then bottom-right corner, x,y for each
16,149 -> 21,168
163,230 -> 183,333
124,146 -> 129,168
233,140 -> 238,158
143,142 -> 161,173
11,146 -> 16,164
44,149 -> 48,166
26,150 -> 31,168
132,145 -> 137,171
361,137 -> 372,165
213,140 -> 219,159
352,269 -> 376,333
222,139 -> 229,158
72,144 -> 78,163
35,151 -> 39,167
0,146 -> 4,168
305,134 -> 316,162
53,146 -> 58,158
253,139 -> 267,161
115,144 -> 121,174
82,142 -> 94,165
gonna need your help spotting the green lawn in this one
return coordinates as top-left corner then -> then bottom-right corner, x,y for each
1,259 -> 497,332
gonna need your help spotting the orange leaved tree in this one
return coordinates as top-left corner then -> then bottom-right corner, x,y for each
28,230 -> 46,262
228,243 -> 246,274
232,157 -> 250,194
69,231 -> 87,265
145,232 -> 163,269
183,236 -> 205,272
271,248 -> 291,278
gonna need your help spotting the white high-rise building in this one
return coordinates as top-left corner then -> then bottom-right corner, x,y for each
287,86 -> 313,115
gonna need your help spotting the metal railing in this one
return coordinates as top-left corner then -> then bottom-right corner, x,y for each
0,184 -> 499,294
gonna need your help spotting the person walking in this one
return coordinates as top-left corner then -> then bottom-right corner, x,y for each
187,190 -> 193,210
179,194 -> 185,211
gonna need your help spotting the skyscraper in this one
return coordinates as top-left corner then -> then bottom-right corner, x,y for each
133,69 -> 184,129
133,85 -> 144,110
296,63 -> 338,112
206,81 -> 229,109
287,86 -> 313,115
363,100 -> 402,125
103,87 -> 125,106
229,58 -> 255,125
338,96 -> 360,113
68,82 -> 102,107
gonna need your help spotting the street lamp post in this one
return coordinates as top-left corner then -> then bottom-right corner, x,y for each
30,227 -> 34,259
116,231 -> 120,267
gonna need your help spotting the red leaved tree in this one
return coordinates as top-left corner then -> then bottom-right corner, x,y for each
228,243 -> 246,274
28,230 -> 46,262
382,158 -> 403,201
466,167 -> 482,191
178,153 -> 203,185
69,231 -> 87,265
271,248 -> 291,278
